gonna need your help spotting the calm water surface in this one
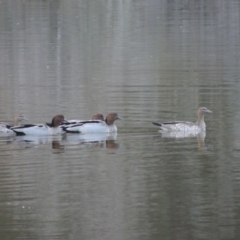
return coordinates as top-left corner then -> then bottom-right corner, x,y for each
0,0 -> 240,239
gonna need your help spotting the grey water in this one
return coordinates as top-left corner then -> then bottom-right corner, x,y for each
0,0 -> 240,239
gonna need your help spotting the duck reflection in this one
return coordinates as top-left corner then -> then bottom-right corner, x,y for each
52,140 -> 62,149
106,139 -> 119,149
14,135 -> 65,151
160,131 -> 206,150
66,132 -> 119,149
0,135 -> 15,144
196,132 -> 206,151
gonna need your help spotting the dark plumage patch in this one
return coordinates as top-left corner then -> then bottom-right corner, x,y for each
152,122 -> 162,127
78,120 -> 100,125
62,120 -> 101,133
12,130 -> 26,136
61,122 -> 75,126
61,126 -> 81,133
153,121 -> 184,126
66,130 -> 81,133
61,121 -> 101,128
61,126 -> 67,131
66,121 -> 101,128
162,121 -> 184,125
13,124 -> 36,129
46,122 -> 52,127
11,124 -> 37,135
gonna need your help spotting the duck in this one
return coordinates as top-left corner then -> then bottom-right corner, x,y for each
152,107 -> 212,132
12,115 -> 67,136
0,114 -> 28,136
63,112 -> 121,133
61,113 -> 104,128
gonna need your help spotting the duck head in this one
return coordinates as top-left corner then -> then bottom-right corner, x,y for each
51,115 -> 67,127
105,113 -> 122,125
92,113 -> 104,121
198,107 -> 212,116
196,107 -> 212,127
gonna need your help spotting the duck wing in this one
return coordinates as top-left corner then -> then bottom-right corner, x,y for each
0,123 -> 13,129
64,121 -> 106,133
153,121 -> 195,131
12,124 -> 46,135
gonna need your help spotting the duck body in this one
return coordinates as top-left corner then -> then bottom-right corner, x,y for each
12,124 -> 64,136
12,115 -> 66,136
161,130 -> 206,139
152,121 -> 204,133
0,114 -> 28,136
64,113 -> 121,134
0,123 -> 15,135
0,123 -> 13,133
153,107 -> 212,133
65,120 -> 117,133
61,113 -> 104,129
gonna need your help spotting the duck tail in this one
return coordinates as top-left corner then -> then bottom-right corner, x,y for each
152,122 -> 162,127
61,126 -> 68,132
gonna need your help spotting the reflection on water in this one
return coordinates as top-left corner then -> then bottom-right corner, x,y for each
11,135 -> 64,151
1,132 -> 119,152
15,134 -> 64,145
78,132 -> 117,142
52,140 -> 64,152
0,0 -> 240,240
66,132 -> 119,150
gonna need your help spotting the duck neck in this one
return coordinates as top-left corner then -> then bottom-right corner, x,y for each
196,112 -> 205,128
52,120 -> 60,128
51,119 -> 55,128
13,118 -> 20,127
105,117 -> 114,126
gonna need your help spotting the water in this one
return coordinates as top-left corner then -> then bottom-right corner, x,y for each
0,0 -> 240,239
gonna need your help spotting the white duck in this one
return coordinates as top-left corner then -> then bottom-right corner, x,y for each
152,107 -> 212,133
12,115 -> 67,136
0,114 -> 28,136
63,112 -> 121,133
